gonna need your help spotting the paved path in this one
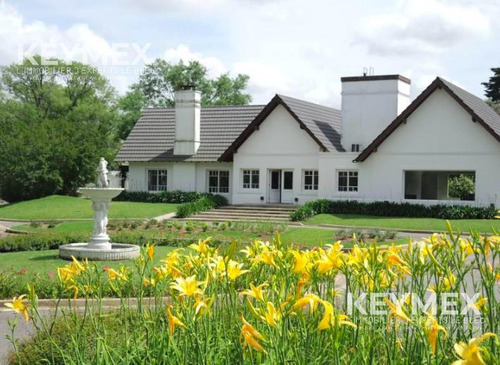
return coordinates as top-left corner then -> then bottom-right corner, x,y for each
153,212 -> 177,222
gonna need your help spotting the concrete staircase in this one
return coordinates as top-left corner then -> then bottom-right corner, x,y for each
183,204 -> 297,222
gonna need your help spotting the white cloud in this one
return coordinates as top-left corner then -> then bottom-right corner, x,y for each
163,45 -> 227,78
356,0 -> 491,56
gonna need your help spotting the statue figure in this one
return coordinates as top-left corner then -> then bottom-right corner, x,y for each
92,201 -> 110,236
97,157 -> 110,188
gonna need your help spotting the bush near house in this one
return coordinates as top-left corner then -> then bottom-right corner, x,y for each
290,199 -> 497,221
176,195 -> 228,218
114,190 -> 207,203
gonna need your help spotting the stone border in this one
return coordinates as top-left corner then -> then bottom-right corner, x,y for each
59,243 -> 140,261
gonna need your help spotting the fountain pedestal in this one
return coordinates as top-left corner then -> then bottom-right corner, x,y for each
58,187 -> 140,261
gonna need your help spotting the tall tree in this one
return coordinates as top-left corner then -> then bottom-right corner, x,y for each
116,59 -> 252,139
0,56 -> 119,202
482,67 -> 500,103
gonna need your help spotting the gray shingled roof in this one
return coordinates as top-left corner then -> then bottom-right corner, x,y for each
116,105 -> 265,162
439,77 -> 500,138
277,94 -> 344,152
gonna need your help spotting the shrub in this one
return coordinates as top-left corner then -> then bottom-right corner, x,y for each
448,174 -> 475,200
114,190 -> 212,204
290,199 -> 497,221
176,194 -> 228,218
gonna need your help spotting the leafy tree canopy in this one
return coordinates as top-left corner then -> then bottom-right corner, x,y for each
116,59 -> 252,139
482,67 -> 500,103
0,56 -> 119,202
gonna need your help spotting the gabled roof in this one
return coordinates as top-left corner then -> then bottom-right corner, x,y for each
219,94 -> 343,161
115,105 -> 264,162
354,77 -> 500,162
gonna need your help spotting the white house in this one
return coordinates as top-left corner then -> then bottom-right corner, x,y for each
116,74 -> 500,208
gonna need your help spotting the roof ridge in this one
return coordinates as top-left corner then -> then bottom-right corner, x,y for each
277,94 -> 340,112
142,104 -> 267,111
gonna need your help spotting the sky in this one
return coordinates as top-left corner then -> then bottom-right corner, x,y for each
0,0 -> 499,107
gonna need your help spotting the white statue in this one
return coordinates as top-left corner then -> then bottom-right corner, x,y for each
92,201 -> 110,236
97,157 -> 110,188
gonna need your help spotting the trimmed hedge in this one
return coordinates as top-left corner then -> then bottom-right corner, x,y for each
114,190 -> 211,204
290,199 -> 497,221
176,195 -> 228,218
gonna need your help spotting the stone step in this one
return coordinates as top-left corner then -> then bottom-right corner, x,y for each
202,210 -> 291,217
182,216 -> 290,223
221,205 -> 297,212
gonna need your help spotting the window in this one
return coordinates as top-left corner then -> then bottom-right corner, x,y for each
404,170 -> 475,201
242,169 -> 259,189
351,144 -> 360,152
304,170 -> 318,190
208,170 -> 229,193
148,169 -> 168,191
338,171 -> 358,192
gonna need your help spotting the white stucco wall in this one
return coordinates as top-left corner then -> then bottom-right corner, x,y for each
352,89 -> 500,207
127,161 -> 233,203
232,105 -> 322,204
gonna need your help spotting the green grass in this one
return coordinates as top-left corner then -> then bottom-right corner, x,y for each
1,246 -> 177,274
305,214 -> 500,233
0,195 -> 178,220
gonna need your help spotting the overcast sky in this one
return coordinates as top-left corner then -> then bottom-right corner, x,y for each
1,0 -> 499,107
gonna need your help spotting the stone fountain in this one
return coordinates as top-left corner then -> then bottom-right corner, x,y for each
59,158 -> 140,261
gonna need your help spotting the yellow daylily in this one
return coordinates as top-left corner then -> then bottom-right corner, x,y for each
384,298 -> 412,328
241,315 -> 266,354
241,283 -> 268,302
316,242 -> 343,274
317,300 -> 356,331
166,305 -> 185,336
67,284 -> 79,299
452,332 -> 497,365
293,293 -> 321,314
290,250 -> 311,274
189,238 -> 212,255
170,275 -> 203,298
253,250 -> 277,268
226,260 -> 250,281
143,277 -> 156,287
106,266 -> 128,282
4,295 -> 30,322
194,296 -> 214,317
262,302 -> 281,328
471,296 -> 488,313
146,243 -> 155,260
424,311 -> 447,354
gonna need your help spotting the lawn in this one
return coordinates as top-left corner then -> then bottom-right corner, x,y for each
0,195 -> 178,220
305,213 -> 500,232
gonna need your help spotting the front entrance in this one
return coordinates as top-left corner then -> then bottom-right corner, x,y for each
268,169 -> 293,203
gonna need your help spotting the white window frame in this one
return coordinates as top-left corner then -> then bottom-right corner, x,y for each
337,170 -> 358,192
148,169 -> 168,192
207,170 -> 230,194
242,169 -> 260,189
303,170 -> 319,191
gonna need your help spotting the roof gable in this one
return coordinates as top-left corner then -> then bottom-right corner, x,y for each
354,77 -> 500,162
219,94 -> 343,162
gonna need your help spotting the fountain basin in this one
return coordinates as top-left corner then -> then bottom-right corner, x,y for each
59,243 -> 140,261
78,187 -> 124,200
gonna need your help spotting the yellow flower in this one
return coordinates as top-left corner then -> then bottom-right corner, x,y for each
262,302 -> 281,328
471,296 -> 488,313
227,260 -> 250,281
290,250 -> 311,274
241,283 -> 268,302
293,293 -> 321,314
4,295 -> 29,322
317,300 -> 356,331
241,315 -> 266,354
143,277 -> 156,287
452,332 -> 497,365
166,305 -> 185,336
424,311 -> 447,354
146,243 -> 155,261
253,251 -> 277,268
384,298 -> 412,328
189,238 -> 212,255
316,243 -> 343,274
67,284 -> 79,299
194,296 -> 213,317
170,275 -> 203,298
106,267 -> 128,281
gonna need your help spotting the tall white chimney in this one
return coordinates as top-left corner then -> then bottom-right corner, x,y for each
174,88 -> 201,155
341,75 -> 411,152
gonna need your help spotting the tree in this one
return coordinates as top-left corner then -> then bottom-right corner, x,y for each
448,174 -> 475,201
116,59 -> 252,139
482,67 -> 500,103
0,56 -> 119,202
